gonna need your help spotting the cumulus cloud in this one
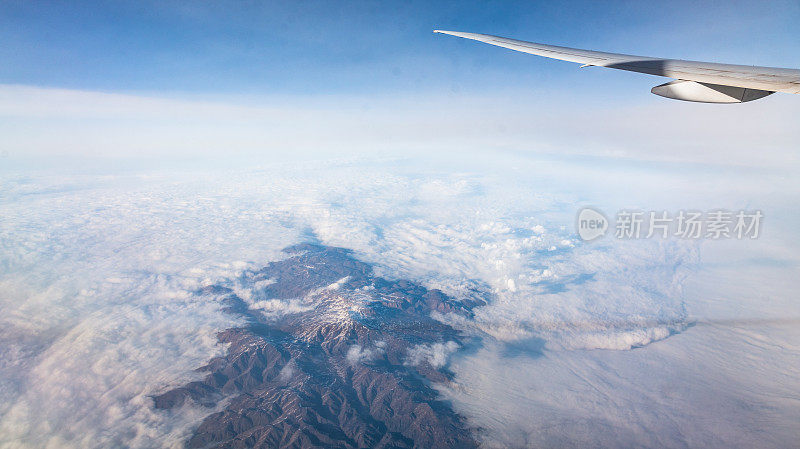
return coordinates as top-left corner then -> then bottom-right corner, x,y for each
405,341 -> 460,369
248,298 -> 313,317
324,276 -> 351,291
278,361 -> 297,382
346,344 -> 384,365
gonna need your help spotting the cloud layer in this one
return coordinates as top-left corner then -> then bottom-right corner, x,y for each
1,147 -> 797,448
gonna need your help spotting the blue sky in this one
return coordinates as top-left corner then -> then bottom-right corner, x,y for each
1,0 -> 799,170
2,0 -> 799,95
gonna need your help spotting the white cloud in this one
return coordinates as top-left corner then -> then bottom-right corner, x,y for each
405,341 -> 460,369
278,361 -> 296,382
248,299 -> 313,317
324,276 -> 351,291
0,277 -> 242,448
346,344 -> 384,365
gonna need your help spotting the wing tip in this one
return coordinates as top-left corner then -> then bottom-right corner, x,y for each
433,30 -> 488,41
433,29 -> 462,36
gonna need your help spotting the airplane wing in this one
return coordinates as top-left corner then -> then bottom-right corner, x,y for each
434,30 -> 800,103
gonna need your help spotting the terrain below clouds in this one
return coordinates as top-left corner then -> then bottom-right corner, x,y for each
155,243 -> 482,449
152,242 -> 692,448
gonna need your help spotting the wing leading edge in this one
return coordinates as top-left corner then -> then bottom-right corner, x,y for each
434,30 -> 800,103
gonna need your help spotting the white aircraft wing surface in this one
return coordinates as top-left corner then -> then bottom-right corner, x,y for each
434,30 -> 800,103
